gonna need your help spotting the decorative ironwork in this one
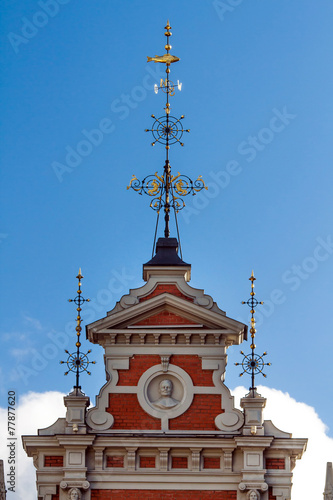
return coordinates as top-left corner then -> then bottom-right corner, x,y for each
235,271 -> 271,395
146,114 -> 189,147
127,21 -> 207,239
128,171 -> 207,214
60,269 -> 95,394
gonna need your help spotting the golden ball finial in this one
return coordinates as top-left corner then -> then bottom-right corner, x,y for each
165,19 -> 172,37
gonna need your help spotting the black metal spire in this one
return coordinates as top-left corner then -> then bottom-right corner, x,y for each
127,21 -> 207,249
60,269 -> 95,395
235,271 -> 271,396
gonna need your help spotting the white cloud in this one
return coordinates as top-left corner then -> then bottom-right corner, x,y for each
232,385 -> 333,500
10,348 -> 34,361
0,388 -> 332,499
0,391 -> 66,500
22,314 -> 42,331
1,333 -> 27,343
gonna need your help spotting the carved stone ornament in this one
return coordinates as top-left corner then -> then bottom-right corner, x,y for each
137,364 -> 193,430
152,378 -> 180,409
68,488 -> 81,500
239,483 -> 267,493
32,453 -> 38,469
160,354 -> 171,372
247,490 -> 260,500
60,482 -> 90,492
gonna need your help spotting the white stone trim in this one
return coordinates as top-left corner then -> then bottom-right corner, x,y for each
86,356 -> 130,431
38,485 -> 57,500
85,472 -> 242,490
117,274 -> 215,310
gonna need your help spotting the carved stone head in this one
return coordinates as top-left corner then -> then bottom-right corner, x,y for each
159,379 -> 173,396
247,490 -> 259,500
68,488 -> 81,500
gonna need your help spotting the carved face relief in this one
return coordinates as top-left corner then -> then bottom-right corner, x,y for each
137,365 -> 194,427
69,488 -> 81,500
248,490 -> 259,500
152,379 -> 180,409
160,379 -> 172,396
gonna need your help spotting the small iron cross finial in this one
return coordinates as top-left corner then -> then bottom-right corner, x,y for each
60,269 -> 95,395
235,271 -> 271,396
127,22 -> 207,245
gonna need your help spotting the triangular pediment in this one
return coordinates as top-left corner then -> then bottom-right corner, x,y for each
86,293 -> 247,346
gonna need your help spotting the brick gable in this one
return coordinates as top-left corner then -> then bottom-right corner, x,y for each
134,310 -> 197,326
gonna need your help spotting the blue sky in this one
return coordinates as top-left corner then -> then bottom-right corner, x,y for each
1,0 -> 333,495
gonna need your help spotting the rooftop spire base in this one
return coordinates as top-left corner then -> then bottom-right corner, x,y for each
143,237 -> 191,281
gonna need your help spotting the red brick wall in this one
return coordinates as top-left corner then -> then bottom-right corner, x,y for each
117,355 -> 161,386
169,394 -> 222,430
106,456 -> 124,468
268,487 -> 277,500
91,491 -> 237,499
135,311 -> 196,326
140,456 -> 156,468
266,458 -> 285,470
171,355 -> 214,386
171,456 -> 188,468
117,355 -> 213,387
44,456 -> 63,467
139,284 -> 193,302
107,393 -> 161,430
203,456 -> 220,469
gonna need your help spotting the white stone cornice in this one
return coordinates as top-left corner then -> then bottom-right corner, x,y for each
267,438 -> 307,458
235,437 -> 274,449
22,435 -> 60,454
56,435 -> 95,446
